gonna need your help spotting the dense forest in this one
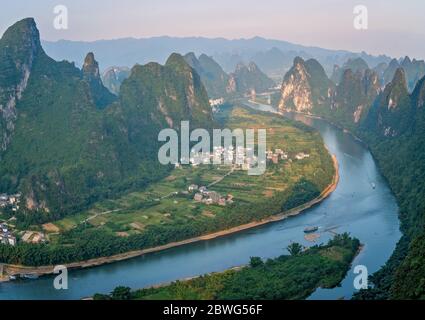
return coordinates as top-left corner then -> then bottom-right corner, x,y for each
93,234 -> 360,300
353,130 -> 425,299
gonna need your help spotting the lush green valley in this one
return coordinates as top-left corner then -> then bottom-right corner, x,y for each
0,19 -> 213,228
0,105 -> 335,266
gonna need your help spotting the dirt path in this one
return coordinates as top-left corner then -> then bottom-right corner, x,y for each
207,168 -> 234,188
3,155 -> 339,279
83,209 -> 123,223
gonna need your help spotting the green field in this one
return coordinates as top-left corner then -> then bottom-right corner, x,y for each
48,106 -> 334,241
0,105 -> 335,266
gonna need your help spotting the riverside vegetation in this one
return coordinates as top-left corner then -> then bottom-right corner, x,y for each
94,234 -> 360,300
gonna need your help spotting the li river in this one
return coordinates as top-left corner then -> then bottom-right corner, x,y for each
0,103 -> 401,299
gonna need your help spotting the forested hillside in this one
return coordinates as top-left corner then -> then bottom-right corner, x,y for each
0,19 -> 213,225
278,56 -> 425,299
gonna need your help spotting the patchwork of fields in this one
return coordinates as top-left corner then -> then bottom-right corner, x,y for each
45,106 -> 334,245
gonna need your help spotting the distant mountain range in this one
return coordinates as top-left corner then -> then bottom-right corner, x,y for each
101,52 -> 276,99
42,36 -> 394,80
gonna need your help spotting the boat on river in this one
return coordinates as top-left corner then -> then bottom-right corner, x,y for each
21,274 -> 39,280
304,226 -> 319,233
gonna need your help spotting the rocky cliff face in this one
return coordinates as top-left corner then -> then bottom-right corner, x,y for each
227,62 -> 274,95
278,57 -> 334,113
330,57 -> 369,84
412,76 -> 425,109
226,74 -> 237,94
381,57 -> 425,92
183,52 -> 229,99
278,56 -> 384,129
332,68 -> 380,124
365,68 -> 413,137
0,18 -> 42,151
279,58 -> 313,111
101,66 -> 131,95
401,56 -> 425,92
82,52 -> 116,108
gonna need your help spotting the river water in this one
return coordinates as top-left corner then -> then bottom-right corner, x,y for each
0,103 -> 401,300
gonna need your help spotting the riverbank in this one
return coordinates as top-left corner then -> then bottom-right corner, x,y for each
93,233 -> 359,300
281,110 -> 366,145
1,155 -> 339,280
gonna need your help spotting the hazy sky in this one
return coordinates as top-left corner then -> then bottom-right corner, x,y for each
1,0 -> 425,59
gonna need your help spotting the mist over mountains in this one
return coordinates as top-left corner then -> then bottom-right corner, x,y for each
42,36 -> 393,78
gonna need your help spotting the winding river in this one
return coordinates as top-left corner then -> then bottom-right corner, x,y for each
0,103 -> 401,300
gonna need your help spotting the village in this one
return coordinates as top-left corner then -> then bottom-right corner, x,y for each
209,97 -> 225,113
178,146 -> 310,206
0,193 -> 48,247
0,223 -> 16,246
188,184 -> 234,206
0,223 -> 48,247
0,193 -> 21,212
0,193 -> 21,246
0,146 -> 310,246
175,145 -> 309,170
0,219 -> 47,247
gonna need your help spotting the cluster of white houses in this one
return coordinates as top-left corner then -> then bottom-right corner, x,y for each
174,147 -> 310,171
175,146 -> 265,171
209,98 -> 225,107
0,223 -> 16,246
209,98 -> 225,112
188,185 -> 234,206
266,149 -> 288,164
266,149 -> 310,164
0,193 -> 21,212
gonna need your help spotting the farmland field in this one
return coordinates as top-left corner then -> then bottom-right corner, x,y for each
46,105 -> 334,244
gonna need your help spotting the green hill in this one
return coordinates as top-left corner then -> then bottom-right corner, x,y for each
228,62 -> 275,95
278,55 -> 425,299
183,52 -> 229,99
0,19 -> 213,226
330,57 -> 369,84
